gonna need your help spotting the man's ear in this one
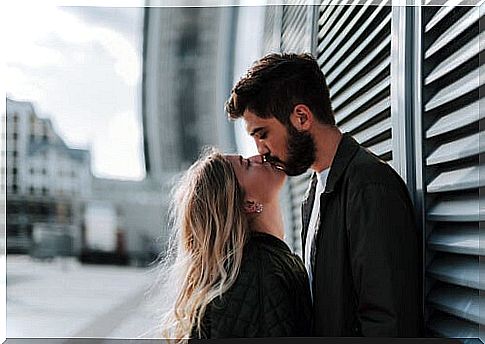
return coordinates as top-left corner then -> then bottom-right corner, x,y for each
289,104 -> 314,131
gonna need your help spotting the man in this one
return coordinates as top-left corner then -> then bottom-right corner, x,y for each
225,53 -> 422,337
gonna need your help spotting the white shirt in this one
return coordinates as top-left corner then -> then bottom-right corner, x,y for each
304,168 -> 330,301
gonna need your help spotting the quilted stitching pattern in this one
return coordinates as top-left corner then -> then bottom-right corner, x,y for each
194,232 -> 312,338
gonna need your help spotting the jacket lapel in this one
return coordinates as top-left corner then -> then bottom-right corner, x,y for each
300,133 -> 361,258
324,133 -> 360,194
301,173 -> 317,258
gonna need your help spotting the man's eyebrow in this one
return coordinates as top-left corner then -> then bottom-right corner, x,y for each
249,127 -> 264,137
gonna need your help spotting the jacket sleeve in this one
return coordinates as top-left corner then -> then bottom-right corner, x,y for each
346,182 -> 420,337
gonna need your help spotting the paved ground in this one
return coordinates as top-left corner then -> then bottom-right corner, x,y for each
6,255 -> 166,339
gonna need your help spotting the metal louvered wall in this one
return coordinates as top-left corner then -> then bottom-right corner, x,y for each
421,5 -> 484,338
263,6 -> 283,54
271,1 -> 484,341
278,2 -> 315,256
317,2 -> 393,165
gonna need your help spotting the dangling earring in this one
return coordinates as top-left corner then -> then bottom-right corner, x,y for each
243,200 -> 263,214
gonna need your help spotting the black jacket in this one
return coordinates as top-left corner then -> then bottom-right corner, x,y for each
192,231 -> 312,338
302,133 -> 422,337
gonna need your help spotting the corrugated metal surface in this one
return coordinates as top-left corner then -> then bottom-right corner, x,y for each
261,2 -> 485,340
277,3 -> 313,255
421,5 -> 484,338
318,2 -> 393,164
263,5 -> 283,54
281,2 -> 311,54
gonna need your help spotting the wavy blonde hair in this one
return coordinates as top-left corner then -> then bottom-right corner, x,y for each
158,148 -> 248,341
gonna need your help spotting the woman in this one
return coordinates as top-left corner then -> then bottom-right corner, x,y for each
159,148 -> 312,340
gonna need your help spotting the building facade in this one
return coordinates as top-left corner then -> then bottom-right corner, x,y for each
4,98 -> 91,254
142,5 -> 238,178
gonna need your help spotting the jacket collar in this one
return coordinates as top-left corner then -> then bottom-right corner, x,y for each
301,133 -> 360,211
249,231 -> 291,253
301,133 -> 360,250
320,132 -> 360,194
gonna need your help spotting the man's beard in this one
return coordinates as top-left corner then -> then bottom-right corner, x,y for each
267,125 -> 316,176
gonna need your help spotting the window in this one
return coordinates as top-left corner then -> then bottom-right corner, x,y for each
29,186 -> 34,195
41,187 -> 48,196
42,168 -> 47,175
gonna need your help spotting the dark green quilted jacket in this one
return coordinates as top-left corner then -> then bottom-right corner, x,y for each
191,231 -> 312,338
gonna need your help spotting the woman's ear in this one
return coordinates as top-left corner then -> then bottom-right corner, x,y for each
289,104 -> 314,131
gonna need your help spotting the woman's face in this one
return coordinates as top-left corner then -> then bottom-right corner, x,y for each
225,154 -> 286,203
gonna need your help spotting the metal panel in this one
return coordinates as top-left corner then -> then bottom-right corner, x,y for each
428,224 -> 484,256
426,131 -> 485,166
428,312 -> 479,338
334,76 -> 391,124
317,0 -> 380,66
324,12 -> 392,84
427,165 -> 484,192
425,31 -> 484,85
428,285 -> 482,325
279,3 -> 314,255
353,117 -> 392,145
281,2 -> 310,53
425,7 -> 479,59
263,6 -> 283,53
318,3 -> 393,166
339,98 -> 390,133
426,100 -> 482,138
427,194 -> 481,222
332,56 -> 391,109
425,64 -> 485,112
427,255 -> 483,290
422,5 -> 484,338
330,35 -> 391,97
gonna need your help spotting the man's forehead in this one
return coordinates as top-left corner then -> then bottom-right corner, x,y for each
242,110 -> 274,133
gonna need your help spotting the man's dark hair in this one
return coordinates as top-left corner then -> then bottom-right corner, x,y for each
225,53 -> 335,126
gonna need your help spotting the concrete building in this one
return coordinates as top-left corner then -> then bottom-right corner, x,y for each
142,5 -> 238,180
4,98 -> 91,254
141,6 -> 240,254
86,176 -> 170,265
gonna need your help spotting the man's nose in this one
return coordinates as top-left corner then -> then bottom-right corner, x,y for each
255,140 -> 269,156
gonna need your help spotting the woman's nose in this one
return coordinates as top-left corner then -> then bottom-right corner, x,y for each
248,155 -> 264,165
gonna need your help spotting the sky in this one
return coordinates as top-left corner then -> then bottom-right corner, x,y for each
3,2 -> 145,180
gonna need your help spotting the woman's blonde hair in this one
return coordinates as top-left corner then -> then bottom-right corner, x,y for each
158,147 -> 248,341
